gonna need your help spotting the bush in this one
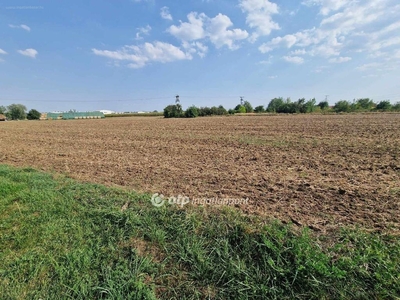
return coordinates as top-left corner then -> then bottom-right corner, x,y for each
254,105 -> 265,113
267,98 -> 284,113
392,102 -> 400,111
376,100 -> 392,111
235,105 -> 246,113
184,106 -> 199,118
356,98 -> 375,110
334,100 -> 351,113
318,101 -> 329,110
163,104 -> 183,118
243,101 -> 253,113
27,109 -> 41,120
6,104 -> 27,120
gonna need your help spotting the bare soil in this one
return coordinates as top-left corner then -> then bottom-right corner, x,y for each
1,114 -> 399,233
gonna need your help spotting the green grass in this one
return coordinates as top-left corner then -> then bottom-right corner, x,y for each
0,165 -> 399,299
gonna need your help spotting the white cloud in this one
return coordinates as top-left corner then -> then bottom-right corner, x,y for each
9,24 -> 31,32
135,25 -> 151,40
290,49 -> 307,55
302,0 -> 348,16
182,41 -> 208,58
329,56 -> 352,63
283,56 -> 304,64
92,41 -> 192,69
0,49 -> 7,55
18,48 -> 38,58
168,12 -> 206,41
161,6 -> 173,21
239,0 -> 280,42
268,75 -> 277,79
168,12 -> 248,50
260,0 -> 400,65
259,44 -> 272,53
207,13 -> 249,49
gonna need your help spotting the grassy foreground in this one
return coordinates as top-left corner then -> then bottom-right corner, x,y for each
0,165 -> 399,299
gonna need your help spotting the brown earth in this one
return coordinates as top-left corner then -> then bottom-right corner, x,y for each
1,114 -> 399,234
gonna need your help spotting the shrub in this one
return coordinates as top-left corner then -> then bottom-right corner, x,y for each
254,105 -> 265,113
184,106 -> 199,118
6,104 -> 27,120
334,100 -> 351,113
318,101 -> 329,110
27,109 -> 41,120
163,104 -> 183,118
267,98 -> 284,113
235,105 -> 246,113
376,100 -> 392,111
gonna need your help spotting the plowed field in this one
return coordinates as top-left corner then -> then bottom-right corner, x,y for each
1,114 -> 399,233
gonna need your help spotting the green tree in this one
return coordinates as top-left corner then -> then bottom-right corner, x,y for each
163,104 -> 183,118
0,105 -> 6,114
27,109 -> 41,120
376,100 -> 392,111
334,100 -> 351,113
392,102 -> 400,111
356,98 -> 375,110
267,97 -> 284,113
318,101 -> 329,110
217,105 -> 228,115
6,104 -> 27,120
254,105 -> 265,113
234,105 -> 246,113
184,106 -> 199,118
243,101 -> 253,113
305,98 -> 317,113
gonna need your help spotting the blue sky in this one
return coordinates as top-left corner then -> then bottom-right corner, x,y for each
1,0 -> 400,112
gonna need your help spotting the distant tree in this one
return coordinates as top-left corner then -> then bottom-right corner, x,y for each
153,110 -> 158,113
392,102 -> 400,111
356,98 -> 375,110
267,97 -> 284,113
318,101 -> 329,110
254,105 -> 265,113
278,98 -> 297,114
234,105 -> 246,113
296,98 -> 306,113
334,100 -> 351,113
185,106 -> 199,118
163,104 -> 183,118
0,105 -> 6,114
217,105 -> 228,115
243,101 -> 253,113
304,98 -> 317,113
6,104 -> 27,120
376,100 -> 392,111
27,109 -> 41,120
228,109 -> 235,115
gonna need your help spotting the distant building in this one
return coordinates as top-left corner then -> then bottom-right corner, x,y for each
46,111 -> 105,120
99,110 -> 115,115
0,114 -> 6,121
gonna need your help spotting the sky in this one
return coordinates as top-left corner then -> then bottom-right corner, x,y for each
1,0 -> 400,112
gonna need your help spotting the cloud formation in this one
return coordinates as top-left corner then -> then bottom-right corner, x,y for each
92,41 -> 193,69
18,48 -> 38,58
9,24 -> 31,32
168,12 -> 248,50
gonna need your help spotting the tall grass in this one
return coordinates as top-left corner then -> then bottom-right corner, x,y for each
0,165 -> 399,299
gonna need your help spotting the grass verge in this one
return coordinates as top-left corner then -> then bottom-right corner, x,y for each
0,164 -> 399,299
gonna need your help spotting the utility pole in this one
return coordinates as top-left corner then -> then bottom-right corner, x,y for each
240,96 -> 244,106
175,95 -> 180,105
325,95 -> 329,103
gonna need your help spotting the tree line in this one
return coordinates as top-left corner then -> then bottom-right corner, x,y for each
164,98 -> 400,118
0,104 -> 41,120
